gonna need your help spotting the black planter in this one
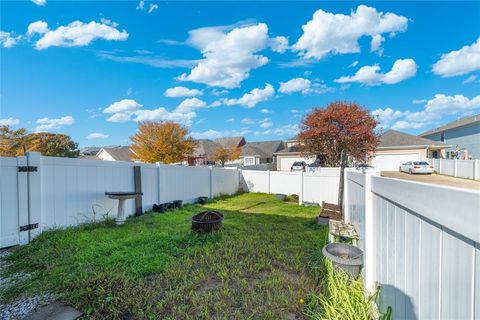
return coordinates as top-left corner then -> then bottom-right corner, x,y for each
165,202 -> 175,210
173,200 -> 183,208
191,210 -> 223,232
198,196 -> 208,205
152,203 -> 166,213
322,243 -> 363,278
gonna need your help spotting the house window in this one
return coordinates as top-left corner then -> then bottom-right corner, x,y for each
244,157 -> 255,166
440,132 -> 445,142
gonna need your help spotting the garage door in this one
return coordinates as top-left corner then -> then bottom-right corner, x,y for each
371,153 -> 420,171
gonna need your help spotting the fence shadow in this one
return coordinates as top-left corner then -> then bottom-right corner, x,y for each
378,284 -> 417,320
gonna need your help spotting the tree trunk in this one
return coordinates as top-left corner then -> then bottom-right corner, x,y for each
337,149 -> 347,215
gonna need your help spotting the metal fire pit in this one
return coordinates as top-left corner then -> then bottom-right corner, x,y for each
191,210 -> 224,232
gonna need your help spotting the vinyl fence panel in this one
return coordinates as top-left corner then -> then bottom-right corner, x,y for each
0,157 -> 21,247
240,170 -> 269,193
303,169 -> 340,205
456,159 -> 475,179
212,168 -> 239,197
269,171 -> 301,196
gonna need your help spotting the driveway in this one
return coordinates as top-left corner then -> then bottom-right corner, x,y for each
381,171 -> 480,191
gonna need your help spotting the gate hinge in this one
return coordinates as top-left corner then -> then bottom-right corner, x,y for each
19,223 -> 39,232
18,166 -> 38,172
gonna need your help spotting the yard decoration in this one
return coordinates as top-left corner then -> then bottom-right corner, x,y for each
191,210 -> 224,232
322,242 -> 363,278
105,192 -> 143,225
198,196 -> 208,205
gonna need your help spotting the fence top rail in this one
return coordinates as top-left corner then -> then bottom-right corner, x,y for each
371,175 -> 480,243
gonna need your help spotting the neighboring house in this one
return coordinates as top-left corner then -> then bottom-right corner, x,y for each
419,114 -> 480,159
188,136 -> 246,166
97,146 -> 135,162
273,138 -> 316,171
240,140 -> 284,166
79,146 -> 101,160
371,130 -> 448,171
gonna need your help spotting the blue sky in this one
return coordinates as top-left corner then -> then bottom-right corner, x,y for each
1,1 -> 479,147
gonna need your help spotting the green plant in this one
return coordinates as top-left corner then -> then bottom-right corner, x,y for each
306,259 -> 379,320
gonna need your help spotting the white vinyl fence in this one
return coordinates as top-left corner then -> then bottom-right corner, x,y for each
0,152 -> 240,248
430,158 -> 480,180
345,169 -> 480,319
240,168 -> 340,205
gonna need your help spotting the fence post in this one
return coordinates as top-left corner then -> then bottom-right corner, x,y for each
25,152 -> 42,240
299,171 -> 304,205
439,158 -> 442,174
343,169 -> 350,223
453,158 -> 457,177
267,170 -> 271,194
156,162 -> 164,204
474,159 -> 479,181
209,167 -> 213,198
363,169 -> 380,293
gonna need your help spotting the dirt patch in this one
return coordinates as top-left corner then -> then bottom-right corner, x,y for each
197,276 -> 222,293
381,171 -> 480,190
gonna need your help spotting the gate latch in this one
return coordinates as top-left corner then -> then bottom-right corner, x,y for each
19,223 -> 39,232
18,166 -> 38,172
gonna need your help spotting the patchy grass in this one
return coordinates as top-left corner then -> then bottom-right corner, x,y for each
1,193 -> 329,319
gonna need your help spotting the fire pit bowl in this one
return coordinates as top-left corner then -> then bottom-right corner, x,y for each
191,210 -> 224,232
322,243 -> 363,278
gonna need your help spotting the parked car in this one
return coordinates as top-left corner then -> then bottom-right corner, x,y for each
291,161 -> 307,172
399,161 -> 434,174
307,159 -> 322,172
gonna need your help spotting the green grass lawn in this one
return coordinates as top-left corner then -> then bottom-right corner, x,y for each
1,193 -> 329,319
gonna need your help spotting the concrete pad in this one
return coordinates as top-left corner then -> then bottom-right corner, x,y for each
23,302 -> 82,320
381,171 -> 480,190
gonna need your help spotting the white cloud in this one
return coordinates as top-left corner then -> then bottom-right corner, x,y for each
259,119 -> 273,129
31,0 -> 46,6
174,98 -> 207,113
335,59 -> 417,85
432,37 -> 480,77
241,117 -> 273,129
349,60 -> 359,68
463,75 -> 478,84
222,83 -> 274,108
136,0 -> 145,10
260,108 -> 272,114
86,132 -> 109,139
370,34 -> 384,55
191,128 -> 252,140
211,89 -> 229,96
292,5 -> 408,60
373,93 -> 480,130
412,99 -> 427,104
291,109 -> 300,113
134,108 -> 196,125
104,99 -> 143,114
107,113 -> 132,123
226,118 -> 235,122
35,116 -> 74,131
279,78 -> 311,94
148,3 -> 158,13
0,117 -> 20,126
241,118 -> 255,125
177,23 -> 269,88
269,36 -> 289,53
164,86 -> 203,97
27,21 -> 49,35
28,20 -> 128,50
254,124 -> 299,137
0,31 -> 20,48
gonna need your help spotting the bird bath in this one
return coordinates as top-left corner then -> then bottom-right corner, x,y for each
105,192 -> 143,225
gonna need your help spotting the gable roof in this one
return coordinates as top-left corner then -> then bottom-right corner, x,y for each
192,139 -> 219,160
214,136 -> 245,148
80,146 -> 101,155
98,146 -> 133,161
273,144 -> 301,154
379,130 -> 445,148
241,140 -> 284,158
419,114 -> 480,137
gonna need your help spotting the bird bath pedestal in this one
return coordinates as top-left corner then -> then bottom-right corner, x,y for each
105,192 -> 143,225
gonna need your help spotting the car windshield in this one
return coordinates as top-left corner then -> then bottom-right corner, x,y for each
413,161 -> 430,165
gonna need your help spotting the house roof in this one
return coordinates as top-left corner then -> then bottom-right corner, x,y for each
192,139 -> 219,160
379,130 -> 446,148
214,136 -> 245,148
80,146 -> 101,155
241,140 -> 284,158
98,146 -> 134,161
273,145 -> 302,155
419,114 -> 480,137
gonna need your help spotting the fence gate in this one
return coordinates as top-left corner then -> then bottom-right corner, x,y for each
0,153 -> 41,248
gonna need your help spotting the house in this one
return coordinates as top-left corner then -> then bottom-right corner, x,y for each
273,138 -> 316,171
240,140 -> 284,166
79,146 -> 101,160
97,146 -> 135,162
370,130 -> 448,171
188,136 -> 246,166
419,114 -> 480,159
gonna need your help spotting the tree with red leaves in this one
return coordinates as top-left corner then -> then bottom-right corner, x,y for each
297,101 -> 379,211
297,101 -> 379,167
